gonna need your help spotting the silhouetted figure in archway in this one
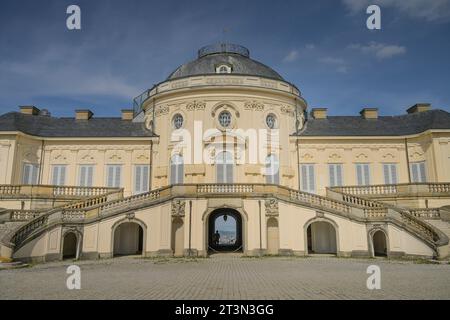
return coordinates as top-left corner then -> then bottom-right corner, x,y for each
213,230 -> 221,245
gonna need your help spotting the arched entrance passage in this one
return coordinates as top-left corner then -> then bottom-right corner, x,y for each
372,230 -> 387,257
266,218 -> 279,255
172,218 -> 184,256
113,222 -> 143,257
306,221 -> 337,254
208,208 -> 242,252
62,232 -> 78,259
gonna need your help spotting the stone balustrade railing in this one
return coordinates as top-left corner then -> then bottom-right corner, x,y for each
329,186 -> 443,244
332,183 -> 450,197
0,184 -> 121,199
62,210 -> 86,222
197,184 -> 254,194
0,185 -> 22,195
408,208 -> 441,219
364,207 -> 388,218
289,189 -> 351,214
99,189 -> 162,214
53,186 -> 117,197
428,183 -> 450,193
10,210 -> 41,221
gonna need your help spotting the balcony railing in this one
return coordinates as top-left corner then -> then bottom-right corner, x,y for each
331,183 -> 450,197
0,184 -> 122,198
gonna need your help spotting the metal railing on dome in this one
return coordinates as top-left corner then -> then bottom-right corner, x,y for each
197,43 -> 250,58
133,89 -> 151,116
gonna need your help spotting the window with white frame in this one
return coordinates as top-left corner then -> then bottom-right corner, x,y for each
265,154 -> 280,184
410,161 -> 427,183
78,165 -> 94,187
106,165 -> 122,188
383,163 -> 398,184
52,165 -> 67,186
300,164 -> 315,193
329,163 -> 343,187
216,64 -> 232,74
216,151 -> 234,183
134,165 -> 150,194
356,163 -> 370,186
170,155 -> 184,185
22,163 -> 39,185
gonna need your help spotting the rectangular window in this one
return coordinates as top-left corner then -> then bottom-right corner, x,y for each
383,163 -> 398,184
78,165 -> 94,187
328,164 -> 343,187
356,163 -> 370,186
106,165 -> 122,188
134,165 -> 150,194
52,165 -> 67,186
410,161 -> 427,183
22,163 -> 39,185
300,164 -> 315,193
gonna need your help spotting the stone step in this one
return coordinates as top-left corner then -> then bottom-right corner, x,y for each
0,261 -> 29,269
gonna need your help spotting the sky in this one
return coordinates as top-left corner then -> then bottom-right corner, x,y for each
1,0 -> 450,117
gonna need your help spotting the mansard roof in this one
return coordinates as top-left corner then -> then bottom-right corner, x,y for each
0,112 -> 155,138
298,109 -> 450,137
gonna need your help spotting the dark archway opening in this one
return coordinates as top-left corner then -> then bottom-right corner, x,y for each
373,230 -> 387,257
208,208 -> 242,252
113,222 -> 144,257
62,232 -> 77,259
306,221 -> 337,254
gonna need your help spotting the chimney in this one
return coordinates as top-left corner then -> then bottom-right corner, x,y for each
75,109 -> 93,120
407,103 -> 431,114
311,108 -> 327,119
121,109 -> 134,121
20,106 -> 40,115
360,108 -> 378,119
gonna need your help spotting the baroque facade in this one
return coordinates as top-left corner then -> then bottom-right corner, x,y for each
0,43 -> 450,262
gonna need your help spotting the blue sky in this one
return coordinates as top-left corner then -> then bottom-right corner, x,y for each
1,0 -> 450,117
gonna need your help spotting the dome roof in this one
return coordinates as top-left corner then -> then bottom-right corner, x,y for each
167,43 -> 284,81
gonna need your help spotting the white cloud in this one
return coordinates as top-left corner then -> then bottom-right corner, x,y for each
349,42 -> 406,59
342,0 -> 450,22
318,57 -> 348,73
283,50 -> 299,62
305,44 -> 316,50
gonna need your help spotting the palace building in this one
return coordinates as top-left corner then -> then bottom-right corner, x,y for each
0,43 -> 449,262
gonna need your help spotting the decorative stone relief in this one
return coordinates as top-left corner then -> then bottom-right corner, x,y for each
126,212 -> 135,220
382,153 -> 395,160
265,199 -> 279,216
186,100 -> 206,111
329,153 -> 342,161
355,153 -> 368,160
301,153 -> 314,161
62,225 -> 83,236
155,106 -> 169,117
244,101 -> 264,111
281,105 -> 294,117
171,200 -> 186,217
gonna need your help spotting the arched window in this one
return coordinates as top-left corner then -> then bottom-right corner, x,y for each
265,154 -> 280,184
216,151 -> 233,183
216,64 -> 232,74
170,154 -> 184,185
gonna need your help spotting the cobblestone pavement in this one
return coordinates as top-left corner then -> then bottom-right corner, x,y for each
1,255 -> 449,299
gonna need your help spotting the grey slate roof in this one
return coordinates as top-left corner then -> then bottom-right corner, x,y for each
0,112 -> 155,138
298,109 -> 450,137
167,53 -> 284,81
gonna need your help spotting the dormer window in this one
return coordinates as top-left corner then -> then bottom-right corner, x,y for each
216,64 -> 232,74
